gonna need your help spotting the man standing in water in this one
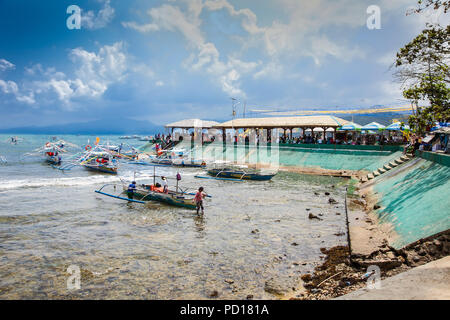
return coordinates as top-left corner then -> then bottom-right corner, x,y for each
127,181 -> 137,199
194,187 -> 207,215
161,176 -> 168,193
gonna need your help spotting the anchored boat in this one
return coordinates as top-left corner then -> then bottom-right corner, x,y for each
81,152 -> 118,174
147,149 -> 206,168
95,170 -> 207,209
196,162 -> 277,181
22,140 -> 80,166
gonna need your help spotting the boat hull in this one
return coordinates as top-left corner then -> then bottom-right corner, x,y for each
83,164 -> 118,174
130,188 -> 196,209
45,155 -> 61,165
207,169 -> 275,181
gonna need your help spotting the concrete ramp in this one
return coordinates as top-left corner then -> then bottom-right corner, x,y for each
336,256 -> 450,300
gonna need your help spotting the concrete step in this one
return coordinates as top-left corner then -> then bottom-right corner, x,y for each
360,176 -> 368,183
395,158 -> 404,164
373,170 -> 380,177
367,173 -> 374,180
383,164 -> 392,170
389,161 -> 398,167
400,155 -> 410,161
378,168 -> 387,174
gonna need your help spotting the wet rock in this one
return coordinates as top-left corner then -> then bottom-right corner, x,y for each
291,242 -> 299,246
418,249 -> 427,256
264,278 -> 289,295
373,204 -> 381,210
386,251 -> 396,260
251,229 -> 259,234
301,274 -> 312,282
433,239 -> 442,248
334,232 -> 345,237
274,219 -> 281,223
208,290 -> 219,298
224,279 -> 234,284
328,198 -> 337,204
357,259 -> 402,270
246,294 -> 254,300
325,192 -> 330,196
308,213 -> 322,220
306,208 -> 311,211
336,212 -> 341,215
314,192 -> 320,196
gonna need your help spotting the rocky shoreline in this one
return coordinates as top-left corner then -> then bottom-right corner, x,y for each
291,178 -> 450,300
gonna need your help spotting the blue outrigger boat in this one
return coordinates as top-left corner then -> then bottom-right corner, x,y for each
95,169 -> 209,209
206,168 -> 276,181
195,162 -> 277,181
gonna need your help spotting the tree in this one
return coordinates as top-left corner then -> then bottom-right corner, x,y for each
394,2 -> 450,134
413,0 -> 450,13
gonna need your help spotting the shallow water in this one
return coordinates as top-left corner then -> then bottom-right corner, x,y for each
0,134 -> 348,299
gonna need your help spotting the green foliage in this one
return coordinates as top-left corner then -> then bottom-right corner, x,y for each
394,20 -> 449,134
415,0 -> 450,13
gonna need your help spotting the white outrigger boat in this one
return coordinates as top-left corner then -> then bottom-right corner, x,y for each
22,140 -> 80,166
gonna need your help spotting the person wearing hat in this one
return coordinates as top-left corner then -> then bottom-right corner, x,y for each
161,176 -> 169,193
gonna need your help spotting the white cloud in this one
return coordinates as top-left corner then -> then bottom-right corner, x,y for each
0,79 -> 18,94
122,21 -> 159,32
82,0 -> 115,30
122,1 -> 263,97
9,42 -> 129,107
0,79 -> 35,105
0,59 -> 15,71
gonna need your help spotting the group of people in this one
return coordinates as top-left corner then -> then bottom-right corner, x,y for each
405,132 -> 450,155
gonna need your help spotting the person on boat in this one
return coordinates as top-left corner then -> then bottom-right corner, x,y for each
161,176 -> 168,193
194,187 -> 206,215
127,181 -> 137,199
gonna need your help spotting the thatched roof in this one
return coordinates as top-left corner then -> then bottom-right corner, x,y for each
214,116 -> 349,129
165,119 -> 220,129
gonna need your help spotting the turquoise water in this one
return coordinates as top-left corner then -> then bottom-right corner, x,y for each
373,158 -> 450,248
0,134 -> 349,299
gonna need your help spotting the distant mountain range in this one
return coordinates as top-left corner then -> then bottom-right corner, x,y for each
0,118 -> 164,135
0,112 -> 410,134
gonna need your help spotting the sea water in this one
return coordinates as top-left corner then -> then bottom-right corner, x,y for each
0,134 -> 348,299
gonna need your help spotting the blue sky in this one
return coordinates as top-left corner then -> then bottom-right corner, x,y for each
0,0 -> 448,129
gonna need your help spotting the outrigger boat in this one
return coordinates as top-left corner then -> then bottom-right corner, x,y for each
95,169 -> 209,209
6,136 -> 23,145
55,139 -> 131,173
81,151 -> 118,174
196,162 -> 277,181
22,140 -> 80,166
146,149 -> 206,168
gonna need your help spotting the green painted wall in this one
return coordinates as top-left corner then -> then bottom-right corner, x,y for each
373,157 -> 450,248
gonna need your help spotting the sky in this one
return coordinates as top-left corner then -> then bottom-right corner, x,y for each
0,0 -> 448,129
